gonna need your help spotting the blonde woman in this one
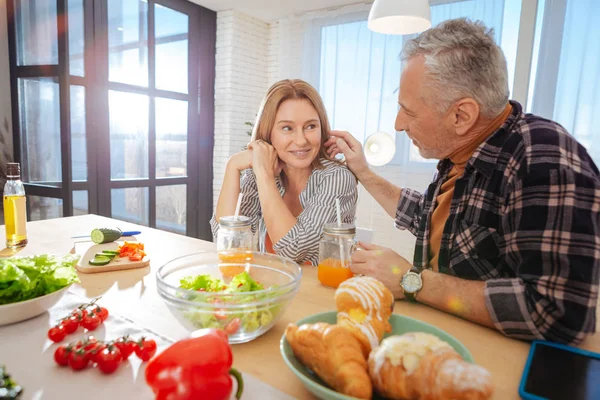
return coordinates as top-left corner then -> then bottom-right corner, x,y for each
211,79 -> 358,266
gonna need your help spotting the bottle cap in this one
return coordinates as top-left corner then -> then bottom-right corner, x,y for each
219,215 -> 251,228
6,163 -> 20,178
323,223 -> 356,235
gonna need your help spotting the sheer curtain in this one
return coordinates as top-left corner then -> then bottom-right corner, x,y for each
529,0 -> 600,164
317,0 -> 517,165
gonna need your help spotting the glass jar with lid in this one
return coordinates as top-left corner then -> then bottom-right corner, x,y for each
318,222 -> 356,288
217,216 -> 254,277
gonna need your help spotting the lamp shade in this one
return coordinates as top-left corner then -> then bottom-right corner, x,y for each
368,0 -> 432,35
364,132 -> 396,166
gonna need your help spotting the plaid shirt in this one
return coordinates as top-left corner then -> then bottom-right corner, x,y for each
395,101 -> 600,344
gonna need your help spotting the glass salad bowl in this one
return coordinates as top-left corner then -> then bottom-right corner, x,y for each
157,251 -> 302,344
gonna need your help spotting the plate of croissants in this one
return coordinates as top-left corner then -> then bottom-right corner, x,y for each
281,276 -> 494,400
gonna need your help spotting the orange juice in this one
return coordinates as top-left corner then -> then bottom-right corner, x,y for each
318,258 -> 354,288
218,250 -> 254,278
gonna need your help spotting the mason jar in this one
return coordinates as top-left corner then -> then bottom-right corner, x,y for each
318,223 -> 356,288
217,216 -> 254,277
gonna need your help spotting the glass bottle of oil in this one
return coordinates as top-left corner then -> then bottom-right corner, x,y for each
3,163 -> 27,248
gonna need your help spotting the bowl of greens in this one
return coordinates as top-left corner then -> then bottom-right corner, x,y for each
156,251 -> 302,344
0,254 -> 80,326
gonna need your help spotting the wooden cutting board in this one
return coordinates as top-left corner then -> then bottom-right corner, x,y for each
74,239 -> 150,273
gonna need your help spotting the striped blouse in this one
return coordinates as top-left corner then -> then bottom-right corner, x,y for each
210,159 -> 358,266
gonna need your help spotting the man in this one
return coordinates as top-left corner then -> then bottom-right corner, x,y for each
326,18 -> 600,345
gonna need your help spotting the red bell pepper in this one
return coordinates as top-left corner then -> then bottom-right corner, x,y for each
145,329 -> 243,400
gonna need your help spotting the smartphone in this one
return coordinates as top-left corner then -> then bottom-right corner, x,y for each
519,340 -> 600,400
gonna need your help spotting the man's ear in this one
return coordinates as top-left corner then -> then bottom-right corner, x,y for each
451,98 -> 480,136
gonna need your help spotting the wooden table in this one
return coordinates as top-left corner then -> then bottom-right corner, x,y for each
2,214 -> 599,399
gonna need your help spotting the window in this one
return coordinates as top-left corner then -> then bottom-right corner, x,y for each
528,0 -> 600,165
318,0 -> 524,165
7,0 -> 216,239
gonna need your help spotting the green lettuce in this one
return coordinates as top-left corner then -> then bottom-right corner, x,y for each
179,272 -> 280,333
0,254 -> 80,305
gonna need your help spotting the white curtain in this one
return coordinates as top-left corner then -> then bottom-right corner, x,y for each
530,0 -> 600,164
318,0 -> 512,164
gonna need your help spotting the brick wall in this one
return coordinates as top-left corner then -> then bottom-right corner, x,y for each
213,11 -> 270,208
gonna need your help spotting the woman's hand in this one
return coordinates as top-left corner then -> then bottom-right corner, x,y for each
227,150 -> 253,172
248,140 -> 283,178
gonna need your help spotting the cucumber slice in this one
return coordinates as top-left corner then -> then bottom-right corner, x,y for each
91,228 -> 122,244
95,252 -> 116,259
102,250 -> 120,256
89,256 -> 111,266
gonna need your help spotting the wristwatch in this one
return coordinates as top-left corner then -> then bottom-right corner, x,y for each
401,267 -> 423,301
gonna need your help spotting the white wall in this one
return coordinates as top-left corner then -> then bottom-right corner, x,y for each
0,0 -> 13,166
213,11 -> 269,207
213,4 -> 432,261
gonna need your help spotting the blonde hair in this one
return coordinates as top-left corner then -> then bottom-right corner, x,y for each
251,79 -> 333,169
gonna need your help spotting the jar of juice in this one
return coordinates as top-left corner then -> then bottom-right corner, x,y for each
217,216 -> 254,277
318,223 -> 356,288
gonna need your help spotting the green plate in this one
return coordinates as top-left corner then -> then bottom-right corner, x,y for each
280,311 -> 473,400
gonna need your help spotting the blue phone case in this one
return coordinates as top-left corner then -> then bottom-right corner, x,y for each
519,340 -> 600,400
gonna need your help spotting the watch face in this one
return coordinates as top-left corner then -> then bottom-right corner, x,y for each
402,273 -> 422,293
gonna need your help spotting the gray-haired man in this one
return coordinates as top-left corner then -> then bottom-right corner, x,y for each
326,18 -> 600,345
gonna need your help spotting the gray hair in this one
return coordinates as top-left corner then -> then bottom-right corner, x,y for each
402,18 -> 509,117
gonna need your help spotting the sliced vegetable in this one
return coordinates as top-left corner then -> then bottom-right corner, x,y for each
117,242 -> 146,262
88,256 -> 111,266
95,252 -> 116,259
90,228 -> 122,244
101,250 -> 120,256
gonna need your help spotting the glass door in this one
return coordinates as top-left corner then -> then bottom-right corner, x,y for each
7,0 -> 216,239
100,0 -> 197,235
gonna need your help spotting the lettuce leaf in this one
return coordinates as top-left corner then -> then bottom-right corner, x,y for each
0,254 -> 80,305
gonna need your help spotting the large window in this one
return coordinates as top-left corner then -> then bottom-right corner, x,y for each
318,0 -> 599,167
528,0 -> 600,165
7,0 -> 216,239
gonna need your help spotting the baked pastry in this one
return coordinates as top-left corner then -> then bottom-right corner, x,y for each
368,333 -> 493,400
285,322 -> 372,399
335,276 -> 394,356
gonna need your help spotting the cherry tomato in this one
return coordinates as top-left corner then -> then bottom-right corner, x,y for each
224,318 -> 241,335
68,349 -> 89,371
96,347 -> 122,374
214,309 -> 228,320
90,343 -> 107,363
54,345 -> 72,366
48,326 -> 66,343
135,338 -> 157,361
81,313 -> 101,331
72,309 -> 88,319
60,316 -> 79,334
94,306 -> 109,322
114,338 -> 136,360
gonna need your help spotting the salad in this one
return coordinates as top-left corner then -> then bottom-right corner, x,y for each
179,271 -> 280,335
0,254 -> 80,305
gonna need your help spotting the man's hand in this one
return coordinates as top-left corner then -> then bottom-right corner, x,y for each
325,131 -> 370,178
350,242 -> 413,299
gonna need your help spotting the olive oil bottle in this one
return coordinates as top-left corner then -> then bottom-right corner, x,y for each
3,163 -> 27,248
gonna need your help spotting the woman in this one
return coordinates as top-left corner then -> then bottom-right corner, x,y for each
211,79 -> 358,266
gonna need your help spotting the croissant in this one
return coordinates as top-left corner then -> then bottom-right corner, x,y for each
285,322 -> 372,399
335,276 -> 394,356
368,333 -> 493,400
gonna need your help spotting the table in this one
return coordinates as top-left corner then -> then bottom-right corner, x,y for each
2,214 -> 599,399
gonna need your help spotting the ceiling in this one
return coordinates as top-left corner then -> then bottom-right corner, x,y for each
188,0 -> 367,21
